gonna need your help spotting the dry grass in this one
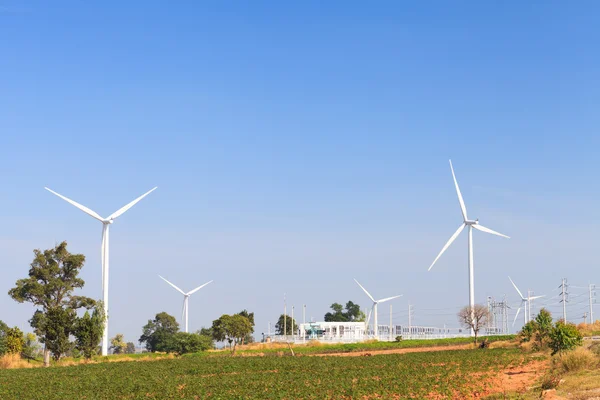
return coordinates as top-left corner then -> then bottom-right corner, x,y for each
488,340 -> 518,350
577,321 -> 600,336
552,347 -> 598,373
0,354 -> 38,369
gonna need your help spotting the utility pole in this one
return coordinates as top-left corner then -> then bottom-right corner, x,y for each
583,312 -> 588,324
291,305 -> 295,341
590,284 -> 596,324
389,304 -> 393,341
268,321 -> 271,338
559,279 -> 568,322
408,304 -> 412,338
303,304 -> 306,343
283,293 -> 287,340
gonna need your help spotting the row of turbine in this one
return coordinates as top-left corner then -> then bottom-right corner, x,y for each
43,159 -> 514,352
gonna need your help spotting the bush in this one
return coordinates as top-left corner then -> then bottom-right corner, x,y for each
395,336 -> 403,342
552,347 -> 598,372
519,321 -> 537,343
549,321 -> 583,355
540,373 -> 561,390
166,332 -> 213,355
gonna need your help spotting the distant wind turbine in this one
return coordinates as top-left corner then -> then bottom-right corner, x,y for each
159,276 -> 213,333
508,276 -> 545,327
354,279 -> 402,339
45,186 -> 157,355
428,160 -> 510,336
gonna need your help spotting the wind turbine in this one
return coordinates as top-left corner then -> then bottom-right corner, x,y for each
508,276 -> 545,327
428,160 -> 510,336
45,186 -> 157,355
354,279 -> 402,339
159,276 -> 213,333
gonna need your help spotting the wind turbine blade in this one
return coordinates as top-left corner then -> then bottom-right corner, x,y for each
472,224 -> 510,239
354,279 -> 375,303
365,308 -> 372,329
187,280 -> 213,296
101,225 -> 106,292
182,298 -> 186,323
513,308 -> 521,327
108,187 -> 158,220
508,276 -> 525,300
529,295 -> 545,300
449,160 -> 468,221
45,187 -> 104,221
158,275 -> 185,295
377,295 -> 403,303
428,223 -> 466,271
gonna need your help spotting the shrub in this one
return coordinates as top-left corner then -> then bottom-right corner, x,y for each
395,336 -> 403,342
549,321 -> 583,355
540,372 -> 561,390
519,321 -> 537,343
552,347 -> 597,372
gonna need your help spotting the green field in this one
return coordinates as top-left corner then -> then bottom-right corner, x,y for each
0,348 -> 535,399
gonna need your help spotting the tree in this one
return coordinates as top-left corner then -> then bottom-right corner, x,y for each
324,301 -> 365,322
73,303 -> 106,359
237,310 -> 255,345
275,314 -> 297,335
22,333 -> 41,360
457,304 -> 489,344
139,312 -> 179,352
4,327 -> 25,355
211,314 -> 253,354
549,321 -> 583,355
125,342 -> 136,354
110,334 -> 127,354
534,308 -> 553,349
8,242 -> 97,366
0,320 -> 8,355
168,332 -> 213,354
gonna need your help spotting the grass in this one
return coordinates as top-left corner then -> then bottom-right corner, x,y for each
0,347 -> 532,399
222,335 -> 517,356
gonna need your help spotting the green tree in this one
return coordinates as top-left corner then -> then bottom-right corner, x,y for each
139,312 -> 179,352
0,320 -> 9,355
167,332 -> 213,354
237,310 -> 255,344
73,303 -> 106,359
324,301 -> 366,322
549,321 -> 583,355
8,242 -> 97,365
534,308 -> 553,349
275,314 -> 297,335
125,342 -> 136,354
110,333 -> 127,354
21,333 -> 40,360
211,314 -> 253,354
4,327 -> 25,355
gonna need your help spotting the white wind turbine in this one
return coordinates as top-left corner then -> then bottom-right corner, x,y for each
428,160 -> 510,335
354,279 -> 402,339
159,276 -> 213,333
45,186 -> 157,355
508,276 -> 545,327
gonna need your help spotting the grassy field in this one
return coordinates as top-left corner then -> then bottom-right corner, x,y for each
226,335 -> 516,356
0,347 -> 537,399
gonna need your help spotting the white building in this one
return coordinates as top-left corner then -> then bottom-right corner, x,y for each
298,321 -> 366,342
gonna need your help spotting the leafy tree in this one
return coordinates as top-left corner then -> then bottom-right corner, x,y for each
73,303 -> 106,359
4,327 -> 25,355
139,312 -> 179,352
21,333 -> 41,360
457,304 -> 489,344
549,321 -> 583,355
519,320 -> 538,343
324,301 -> 365,322
0,320 -> 9,355
275,314 -> 297,335
237,310 -> 255,344
168,332 -> 213,354
110,333 -> 127,354
8,242 -> 97,365
125,342 -> 136,354
211,314 -> 253,354
534,308 -> 553,348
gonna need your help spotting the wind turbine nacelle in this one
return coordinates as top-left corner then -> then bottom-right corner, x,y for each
465,220 -> 479,225
103,219 -> 115,225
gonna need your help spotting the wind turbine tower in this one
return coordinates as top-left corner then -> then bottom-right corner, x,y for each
354,279 -> 402,339
159,276 -> 213,333
428,160 -> 510,335
45,186 -> 157,355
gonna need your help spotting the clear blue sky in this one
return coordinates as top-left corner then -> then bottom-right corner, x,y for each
1,1 -> 599,343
